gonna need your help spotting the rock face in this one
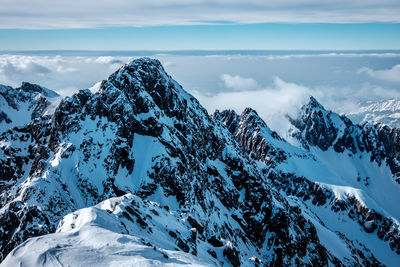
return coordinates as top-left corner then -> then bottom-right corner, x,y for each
215,108 -> 288,167
0,82 -> 60,133
0,58 -> 400,266
374,124 -> 400,183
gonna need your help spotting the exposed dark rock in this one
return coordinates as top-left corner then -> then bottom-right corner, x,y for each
207,235 -> 224,247
223,244 -> 241,266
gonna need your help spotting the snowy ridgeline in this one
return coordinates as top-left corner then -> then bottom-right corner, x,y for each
1,58 -> 400,266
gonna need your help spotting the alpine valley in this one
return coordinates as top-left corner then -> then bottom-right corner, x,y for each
0,58 -> 399,266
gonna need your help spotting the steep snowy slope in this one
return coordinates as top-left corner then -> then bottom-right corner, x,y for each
217,100 -> 400,265
0,82 -> 60,133
0,58 -> 344,265
347,99 -> 400,128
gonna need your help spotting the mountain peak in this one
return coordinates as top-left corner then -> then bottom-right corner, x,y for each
128,57 -> 163,68
120,57 -> 167,81
19,82 -> 43,93
240,107 -> 269,132
305,96 -> 325,111
242,107 -> 259,117
214,109 -> 240,134
96,57 -> 194,121
104,57 -> 169,93
18,82 -> 59,98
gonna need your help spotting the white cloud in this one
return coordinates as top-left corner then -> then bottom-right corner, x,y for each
191,75 -> 400,135
192,76 -> 314,135
358,65 -> 400,83
1,0 -> 400,29
0,54 -> 131,94
85,56 -> 125,65
207,53 -> 400,61
220,74 -> 258,91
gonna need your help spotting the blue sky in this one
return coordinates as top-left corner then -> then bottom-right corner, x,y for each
1,0 -> 400,50
1,23 -> 399,50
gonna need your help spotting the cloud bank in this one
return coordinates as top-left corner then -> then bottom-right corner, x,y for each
220,74 -> 258,91
0,54 -> 131,96
1,0 -> 400,29
192,77 -> 313,135
1,52 -> 399,135
359,65 -> 400,83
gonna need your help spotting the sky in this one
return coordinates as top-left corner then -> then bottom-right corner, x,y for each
1,1 -> 400,134
0,0 -> 399,50
1,23 -> 399,50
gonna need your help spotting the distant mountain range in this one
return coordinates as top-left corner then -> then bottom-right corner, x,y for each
347,99 -> 400,128
0,82 -> 60,133
0,58 -> 399,266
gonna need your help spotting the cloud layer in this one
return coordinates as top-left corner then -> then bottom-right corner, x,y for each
359,65 -> 400,83
220,74 -> 258,91
0,55 -> 130,96
193,77 -> 313,135
1,52 -> 399,134
1,0 -> 400,29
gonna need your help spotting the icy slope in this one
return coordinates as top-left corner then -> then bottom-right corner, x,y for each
0,82 -> 60,133
0,58 -> 339,265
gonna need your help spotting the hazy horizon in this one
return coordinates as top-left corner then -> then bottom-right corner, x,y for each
1,49 -> 399,136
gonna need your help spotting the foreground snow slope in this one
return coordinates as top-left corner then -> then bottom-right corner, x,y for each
2,195 -> 211,267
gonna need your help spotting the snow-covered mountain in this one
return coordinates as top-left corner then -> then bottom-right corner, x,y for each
347,99 -> 400,128
1,58 -> 400,266
0,82 -> 60,133
217,101 -> 400,265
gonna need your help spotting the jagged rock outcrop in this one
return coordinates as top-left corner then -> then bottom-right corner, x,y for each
372,123 -> 400,183
215,108 -> 287,167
